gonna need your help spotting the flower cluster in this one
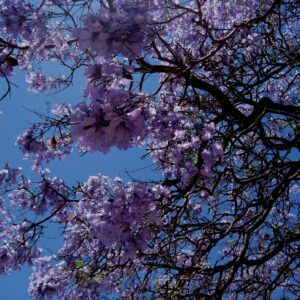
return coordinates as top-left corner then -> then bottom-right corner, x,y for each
147,92 -> 224,185
28,256 -> 71,299
202,0 -> 274,31
9,175 -> 68,215
16,128 -> 72,168
26,175 -> 163,299
70,97 -> 148,153
0,202 -> 41,275
26,71 -> 67,93
0,0 -> 299,298
74,0 -> 154,58
61,175 -> 160,260
0,0 -> 46,41
0,166 -> 22,188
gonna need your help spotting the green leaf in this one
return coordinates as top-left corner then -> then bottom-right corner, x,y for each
193,154 -> 198,165
168,289 -> 176,297
74,259 -> 84,268
271,223 -> 277,230
93,274 -> 103,282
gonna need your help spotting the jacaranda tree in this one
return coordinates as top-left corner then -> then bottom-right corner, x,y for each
0,0 -> 299,299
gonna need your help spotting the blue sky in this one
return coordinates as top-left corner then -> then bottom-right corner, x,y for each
0,67 -> 159,299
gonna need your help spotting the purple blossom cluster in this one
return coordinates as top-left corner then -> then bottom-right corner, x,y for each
200,140 -> 223,177
0,166 -> 21,188
147,93 -> 224,184
0,0 -> 45,39
74,0 -> 154,58
83,59 -> 134,100
0,0 -> 299,298
0,201 -> 41,275
66,56 -> 152,153
25,175 -> 163,299
26,71 -> 67,94
28,255 -> 106,300
201,0 -> 274,31
9,175 -> 68,215
70,96 -> 148,153
0,241 -> 40,275
0,167 -> 163,298
61,175 -> 160,260
16,127 -> 72,168
28,256 -> 72,299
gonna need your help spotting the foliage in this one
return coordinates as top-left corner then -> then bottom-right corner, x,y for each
0,0 -> 299,299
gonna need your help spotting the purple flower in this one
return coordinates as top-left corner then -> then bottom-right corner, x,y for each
74,1 -> 154,58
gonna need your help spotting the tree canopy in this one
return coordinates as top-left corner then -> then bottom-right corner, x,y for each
0,0 -> 299,299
